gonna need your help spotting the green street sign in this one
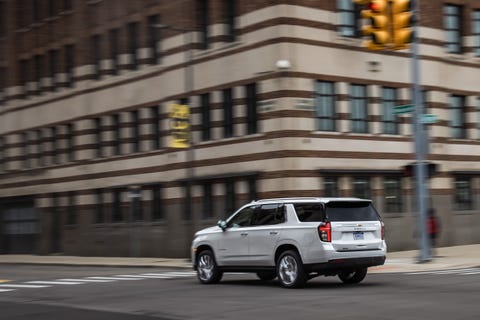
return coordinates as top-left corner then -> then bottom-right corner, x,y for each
421,114 -> 438,124
393,104 -> 414,114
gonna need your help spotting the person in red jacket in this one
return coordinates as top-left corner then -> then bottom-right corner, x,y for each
427,208 -> 440,256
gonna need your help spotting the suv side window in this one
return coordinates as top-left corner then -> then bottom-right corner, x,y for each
294,203 -> 325,222
228,206 -> 256,228
251,204 -> 286,226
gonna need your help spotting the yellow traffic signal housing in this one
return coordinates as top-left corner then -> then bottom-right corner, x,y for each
359,0 -> 391,50
169,104 -> 190,148
392,0 -> 414,50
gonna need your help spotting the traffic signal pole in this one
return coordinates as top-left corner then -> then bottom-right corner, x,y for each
411,0 -> 431,262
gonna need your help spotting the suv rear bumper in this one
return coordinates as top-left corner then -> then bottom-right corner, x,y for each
306,256 -> 386,274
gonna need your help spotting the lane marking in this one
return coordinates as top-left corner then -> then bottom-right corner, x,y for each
144,272 -> 195,277
115,275 -> 172,279
86,276 -> 142,281
25,281 -> 83,285
0,284 -> 50,288
0,289 -> 15,292
57,278 -> 115,283
407,268 -> 480,275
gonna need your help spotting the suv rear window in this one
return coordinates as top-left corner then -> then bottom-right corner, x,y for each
325,201 -> 379,221
293,203 -> 324,222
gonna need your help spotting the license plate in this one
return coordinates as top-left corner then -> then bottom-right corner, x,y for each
353,231 -> 364,240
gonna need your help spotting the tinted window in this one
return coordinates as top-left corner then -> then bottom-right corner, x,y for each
251,204 -> 285,226
294,203 -> 325,222
228,206 -> 256,228
325,201 -> 379,221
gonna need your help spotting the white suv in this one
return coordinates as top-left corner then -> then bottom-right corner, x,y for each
191,197 -> 386,288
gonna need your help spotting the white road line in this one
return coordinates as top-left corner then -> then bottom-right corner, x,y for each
0,284 -> 50,288
86,276 -> 142,281
25,281 -> 83,285
461,271 -> 480,275
0,289 -> 15,292
407,268 -> 480,275
115,275 -> 171,279
57,278 -> 115,283
146,272 -> 196,277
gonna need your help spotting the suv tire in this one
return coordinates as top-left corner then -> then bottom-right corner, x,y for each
276,250 -> 307,288
197,250 -> 223,284
338,268 -> 368,284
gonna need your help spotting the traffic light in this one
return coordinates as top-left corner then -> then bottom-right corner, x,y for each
392,0 -> 414,50
169,104 -> 190,148
358,0 -> 391,50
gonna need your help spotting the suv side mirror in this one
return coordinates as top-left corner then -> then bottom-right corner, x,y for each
217,220 -> 227,231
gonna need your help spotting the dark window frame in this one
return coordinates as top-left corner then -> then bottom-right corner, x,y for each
323,176 -> 339,197
66,191 -> 77,225
350,84 -> 369,134
128,22 -> 139,70
94,117 -> 103,158
450,94 -> 466,139
444,4 -> 463,54
95,188 -> 105,224
337,0 -> 362,38
201,93 -> 211,141
65,44 -> 75,87
473,10 -> 480,57
382,87 -> 399,135
109,28 -> 119,75
91,34 -> 102,80
383,176 -> 403,213
226,0 -> 236,42
314,80 -> 337,132
150,106 -> 161,150
148,15 -> 161,64
152,184 -> 164,221
223,88 -> 233,138
246,83 -> 258,135
454,176 -> 473,211
131,110 -> 140,153
203,181 -> 214,219
112,114 -> 121,155
197,0 -> 209,49
352,176 -> 371,199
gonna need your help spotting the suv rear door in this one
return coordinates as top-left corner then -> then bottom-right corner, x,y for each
326,201 -> 384,252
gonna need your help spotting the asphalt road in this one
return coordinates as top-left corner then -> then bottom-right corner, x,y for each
0,265 -> 479,320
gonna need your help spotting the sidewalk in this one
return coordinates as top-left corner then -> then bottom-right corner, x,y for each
0,244 -> 479,273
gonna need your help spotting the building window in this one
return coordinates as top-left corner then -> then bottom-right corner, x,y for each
201,93 -> 211,141
66,123 -> 75,162
454,177 -> 473,211
131,189 -> 143,221
149,106 -> 160,150
148,15 -> 160,64
352,177 -> 371,199
65,44 -> 75,87
350,84 -> 369,133
112,114 -> 121,155
19,59 -> 29,98
91,34 -> 102,80
95,189 -> 105,223
197,0 -> 209,49
63,0 -> 72,11
36,129 -> 44,167
314,81 -> 336,132
128,22 -> 139,70
473,10 -> 480,57
66,191 -> 76,225
94,117 -> 103,158
203,181 -> 214,219
33,0 -> 42,23
225,179 -> 235,217
382,87 -> 399,134
384,177 -> 403,213
226,0 -> 236,42
324,177 -> 339,197
48,50 -> 58,91
337,0 -> 361,37
0,1 -> 6,37
131,110 -> 140,153
0,67 -> 6,104
112,188 -> 124,222
450,95 -> 466,139
248,176 -> 257,202
246,83 -> 258,135
34,55 -> 44,95
182,183 -> 192,220
22,132 -> 30,168
51,127 -> 59,164
444,4 -> 462,54
152,184 -> 163,221
109,29 -> 119,75
0,136 -> 5,172
223,88 -> 233,138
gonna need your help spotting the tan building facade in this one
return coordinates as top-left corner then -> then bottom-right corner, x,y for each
0,0 -> 479,257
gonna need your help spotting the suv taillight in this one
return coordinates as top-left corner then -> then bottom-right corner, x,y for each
318,222 -> 331,242
381,221 -> 385,240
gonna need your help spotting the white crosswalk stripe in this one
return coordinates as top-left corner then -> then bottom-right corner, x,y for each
0,284 -> 50,288
26,280 -> 84,285
406,267 -> 480,276
0,270 -> 197,293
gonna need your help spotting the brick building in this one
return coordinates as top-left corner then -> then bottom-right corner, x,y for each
0,0 -> 479,257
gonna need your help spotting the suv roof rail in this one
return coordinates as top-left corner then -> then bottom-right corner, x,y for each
255,197 -> 321,203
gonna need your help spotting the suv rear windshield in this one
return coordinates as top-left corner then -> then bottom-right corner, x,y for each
293,202 -> 380,222
326,201 -> 379,221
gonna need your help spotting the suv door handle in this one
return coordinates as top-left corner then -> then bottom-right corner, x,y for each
241,232 -> 248,236
269,231 -> 278,235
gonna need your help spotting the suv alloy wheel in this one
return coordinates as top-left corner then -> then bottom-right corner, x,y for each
276,250 -> 307,288
197,250 -> 223,284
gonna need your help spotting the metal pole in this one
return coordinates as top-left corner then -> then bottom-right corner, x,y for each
411,0 -> 431,262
